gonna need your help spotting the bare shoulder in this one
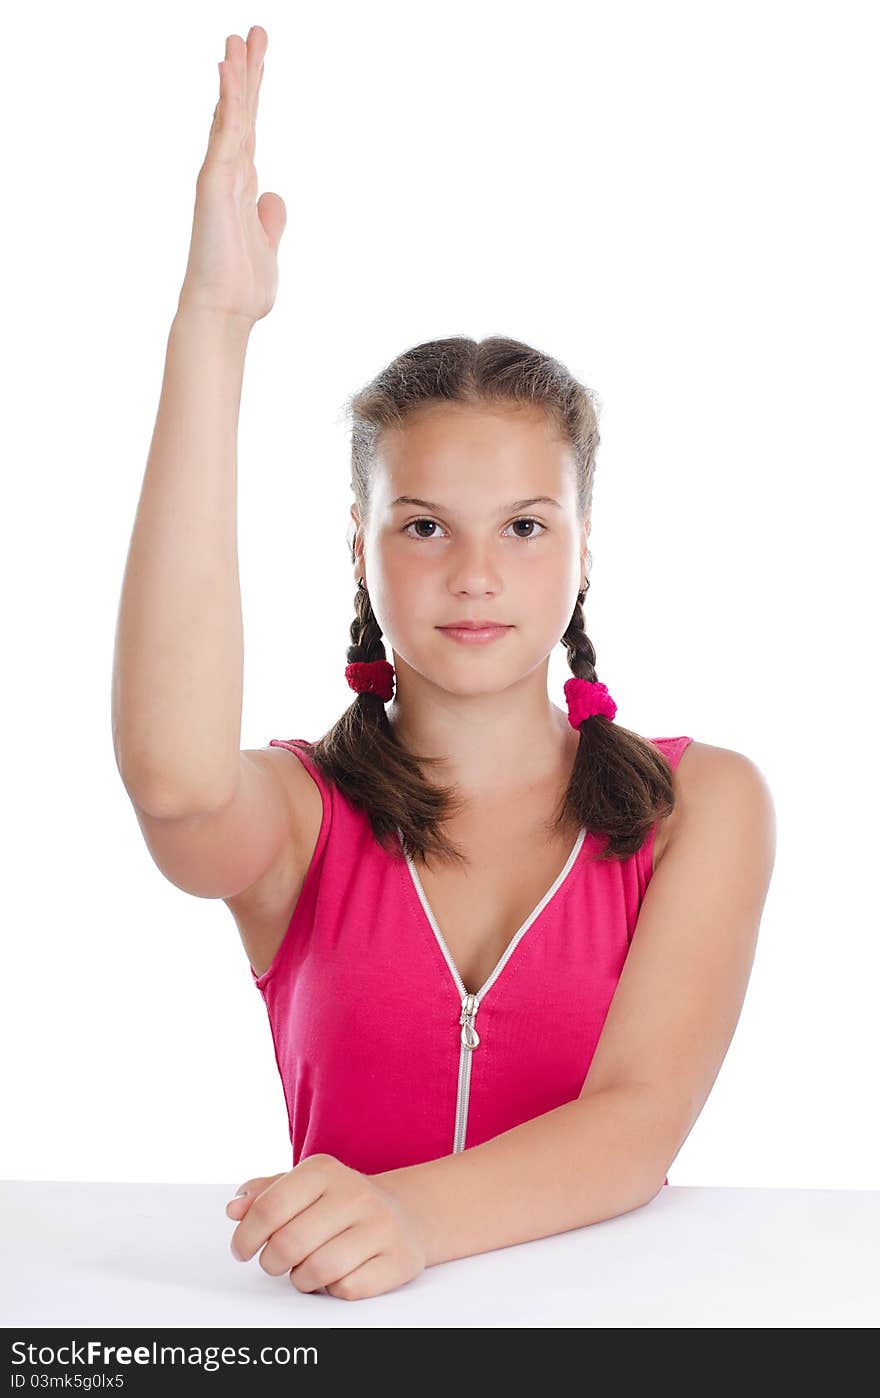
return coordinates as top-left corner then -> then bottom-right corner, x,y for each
655,740 -> 773,866
234,743 -> 324,904
223,744 -> 324,973
666,739 -> 776,858
674,738 -> 773,799
249,740 -> 325,832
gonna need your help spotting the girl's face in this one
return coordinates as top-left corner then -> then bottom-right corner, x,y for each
353,402 -> 590,697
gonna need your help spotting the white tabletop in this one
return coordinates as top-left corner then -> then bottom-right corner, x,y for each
1,1181 -> 877,1327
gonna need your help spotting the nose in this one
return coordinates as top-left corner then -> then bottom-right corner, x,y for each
446,544 -> 504,596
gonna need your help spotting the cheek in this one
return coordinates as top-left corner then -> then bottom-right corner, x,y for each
376,542 -> 419,593
379,544 -> 441,604
367,548 -> 429,635
519,556 -> 575,603
522,561 -> 581,635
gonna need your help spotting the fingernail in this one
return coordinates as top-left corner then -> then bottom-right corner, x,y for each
234,1186 -> 249,1197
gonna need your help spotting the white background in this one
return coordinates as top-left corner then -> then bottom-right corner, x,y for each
2,0 -> 876,1189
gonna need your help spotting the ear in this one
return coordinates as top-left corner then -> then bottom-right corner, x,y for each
581,514 -> 591,575
350,505 -> 366,569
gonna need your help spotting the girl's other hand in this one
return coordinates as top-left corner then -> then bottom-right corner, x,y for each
178,26 -> 287,326
224,1156 -> 428,1300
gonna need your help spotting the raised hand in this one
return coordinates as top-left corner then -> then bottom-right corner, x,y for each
178,26 -> 287,326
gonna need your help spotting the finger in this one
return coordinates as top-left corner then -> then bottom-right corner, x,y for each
243,26 -> 267,167
224,1192 -> 255,1221
325,1252 -> 398,1302
224,1171 -> 284,1219
288,1221 -> 384,1295
209,39 -> 245,167
256,192 -> 287,256
258,1190 -> 367,1278
230,1162 -> 328,1263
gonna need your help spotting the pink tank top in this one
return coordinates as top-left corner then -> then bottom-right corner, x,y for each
251,734 -> 693,1188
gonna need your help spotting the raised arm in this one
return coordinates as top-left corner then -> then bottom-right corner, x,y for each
111,27 -> 286,818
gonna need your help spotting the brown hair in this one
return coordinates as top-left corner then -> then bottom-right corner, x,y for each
300,335 -> 675,869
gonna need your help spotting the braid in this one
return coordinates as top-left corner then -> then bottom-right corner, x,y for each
561,580 -> 599,683
346,584 -> 394,734
347,583 -> 387,665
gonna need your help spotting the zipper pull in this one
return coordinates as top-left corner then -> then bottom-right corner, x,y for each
459,992 -> 481,1049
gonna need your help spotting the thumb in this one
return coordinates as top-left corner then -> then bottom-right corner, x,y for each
257,192 -> 287,255
224,1171 -> 286,1220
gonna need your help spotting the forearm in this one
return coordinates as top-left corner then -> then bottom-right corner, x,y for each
112,308 -> 252,815
373,1084 -> 674,1269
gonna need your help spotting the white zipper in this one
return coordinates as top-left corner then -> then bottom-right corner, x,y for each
400,827 -> 587,1154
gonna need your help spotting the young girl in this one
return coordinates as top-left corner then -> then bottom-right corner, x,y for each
112,27 -> 776,1303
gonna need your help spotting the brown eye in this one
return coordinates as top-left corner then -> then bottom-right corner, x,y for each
508,518 -> 546,539
404,519 -> 444,539
402,517 -> 546,541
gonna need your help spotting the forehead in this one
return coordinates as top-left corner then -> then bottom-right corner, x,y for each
372,402 -> 576,507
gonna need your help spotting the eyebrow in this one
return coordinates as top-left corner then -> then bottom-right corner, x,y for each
389,495 -> 562,513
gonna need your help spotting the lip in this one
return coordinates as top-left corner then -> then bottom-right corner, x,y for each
437,623 -> 513,646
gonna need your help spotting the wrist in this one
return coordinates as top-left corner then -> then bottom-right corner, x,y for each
172,302 -> 255,345
372,1166 -> 438,1268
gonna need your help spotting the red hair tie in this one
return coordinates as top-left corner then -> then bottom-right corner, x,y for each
344,665 -> 614,722
345,659 -> 395,702
564,677 -> 617,729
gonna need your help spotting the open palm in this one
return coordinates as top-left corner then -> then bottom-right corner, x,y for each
179,26 -> 287,325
